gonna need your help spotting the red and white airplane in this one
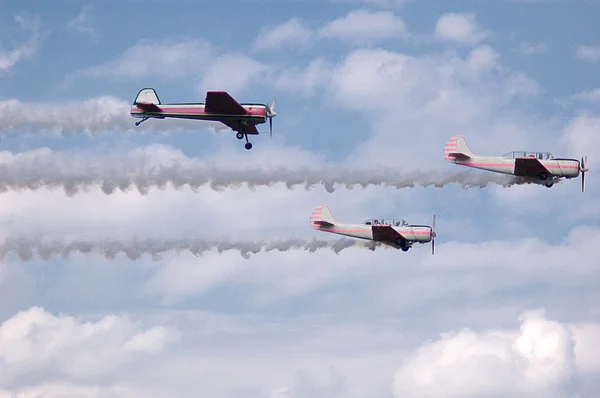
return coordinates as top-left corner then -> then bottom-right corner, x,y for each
310,205 -> 437,253
130,88 -> 276,150
444,135 -> 590,191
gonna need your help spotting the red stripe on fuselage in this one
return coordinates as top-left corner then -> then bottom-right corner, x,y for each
131,105 -> 266,117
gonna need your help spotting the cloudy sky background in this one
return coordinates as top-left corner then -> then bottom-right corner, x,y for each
0,0 -> 600,396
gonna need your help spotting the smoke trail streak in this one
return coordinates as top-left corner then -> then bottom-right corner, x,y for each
0,97 -> 226,135
0,237 -> 383,261
0,146 -> 536,195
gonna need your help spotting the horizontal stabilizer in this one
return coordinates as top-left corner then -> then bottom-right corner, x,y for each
312,220 -> 334,227
135,102 -> 161,112
447,152 -> 470,160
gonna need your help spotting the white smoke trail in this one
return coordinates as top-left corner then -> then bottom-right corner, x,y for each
0,237 -> 383,261
0,97 -> 226,135
0,146 -> 535,195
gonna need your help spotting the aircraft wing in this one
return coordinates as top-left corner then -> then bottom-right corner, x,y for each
205,91 -> 247,115
220,120 -> 259,134
372,225 -> 407,242
134,102 -> 161,112
514,157 -> 551,177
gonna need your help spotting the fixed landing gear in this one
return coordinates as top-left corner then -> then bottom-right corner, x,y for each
394,238 -> 410,252
135,117 -> 149,126
237,127 -> 253,150
539,172 -> 553,188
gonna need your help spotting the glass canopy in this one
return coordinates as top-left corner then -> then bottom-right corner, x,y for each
363,219 -> 408,226
502,151 -> 554,160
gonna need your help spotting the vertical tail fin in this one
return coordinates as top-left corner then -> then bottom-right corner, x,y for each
133,88 -> 161,105
444,135 -> 476,162
309,204 -> 337,229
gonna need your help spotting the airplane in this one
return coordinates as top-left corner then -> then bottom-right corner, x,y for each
130,88 -> 277,150
444,135 -> 590,191
309,204 -> 437,254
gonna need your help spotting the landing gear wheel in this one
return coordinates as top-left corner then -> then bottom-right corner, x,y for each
401,246 -> 409,252
394,238 -> 404,246
545,183 -> 553,188
539,172 -> 548,180
236,132 -> 244,140
245,142 -> 253,150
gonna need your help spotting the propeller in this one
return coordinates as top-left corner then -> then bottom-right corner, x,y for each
581,155 -> 589,193
431,214 -> 437,255
265,98 -> 277,138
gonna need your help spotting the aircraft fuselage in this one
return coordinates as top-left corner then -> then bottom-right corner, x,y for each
452,156 -> 581,178
130,103 -> 268,133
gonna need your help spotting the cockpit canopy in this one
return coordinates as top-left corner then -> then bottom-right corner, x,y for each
502,151 -> 554,160
363,219 -> 409,227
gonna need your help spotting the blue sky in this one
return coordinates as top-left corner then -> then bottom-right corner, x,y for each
1,0 -> 600,397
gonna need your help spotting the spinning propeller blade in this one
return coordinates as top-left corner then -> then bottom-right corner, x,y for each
431,214 -> 437,255
266,99 -> 276,139
581,155 -> 589,193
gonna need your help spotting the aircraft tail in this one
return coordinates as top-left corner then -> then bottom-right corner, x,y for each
133,88 -> 161,105
309,204 -> 337,229
444,135 -> 476,162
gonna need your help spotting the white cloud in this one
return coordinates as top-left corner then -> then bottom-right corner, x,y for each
3,8 -> 600,397
251,9 -> 408,52
76,39 -> 213,80
562,114 -> 600,168
73,38 -> 269,95
66,5 -> 98,40
309,45 -> 542,165
566,88 -> 600,104
331,0 -> 414,6
253,18 -> 314,52
503,71 -> 543,97
122,326 -> 176,354
576,45 -> 600,61
0,154 -> 598,395
272,58 -> 333,96
329,48 -> 413,111
434,13 -> 488,45
319,9 -> 409,44
571,323 -> 600,374
0,306 -> 178,386
515,41 -> 549,55
0,382 -> 138,398
199,53 -> 268,94
466,45 -> 500,72
392,309 -> 595,398
0,15 -> 41,73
